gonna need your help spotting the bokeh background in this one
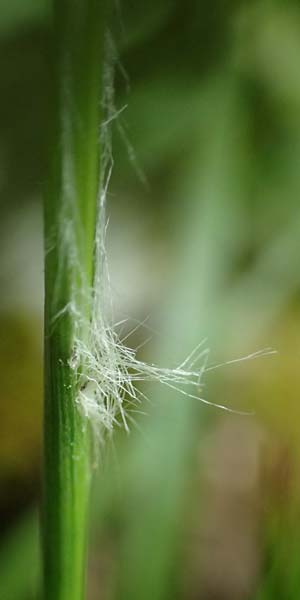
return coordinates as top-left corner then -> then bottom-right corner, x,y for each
1,1 -> 300,599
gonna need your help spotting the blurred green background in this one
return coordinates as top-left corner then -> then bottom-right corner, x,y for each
1,1 -> 300,599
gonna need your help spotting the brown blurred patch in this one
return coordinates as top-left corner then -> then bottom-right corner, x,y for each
0,314 -> 42,534
185,417 -> 264,600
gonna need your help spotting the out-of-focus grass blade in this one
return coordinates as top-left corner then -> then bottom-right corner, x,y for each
0,1 -> 48,38
0,510 -> 40,600
114,77 -> 249,600
255,494 -> 300,600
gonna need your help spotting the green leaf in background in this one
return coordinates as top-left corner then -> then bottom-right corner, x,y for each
0,0 -> 48,38
0,511 -> 39,600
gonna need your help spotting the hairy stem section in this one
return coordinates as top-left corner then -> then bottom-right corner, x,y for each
43,2 -> 107,599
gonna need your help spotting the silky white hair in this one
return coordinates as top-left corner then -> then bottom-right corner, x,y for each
50,38 -> 275,444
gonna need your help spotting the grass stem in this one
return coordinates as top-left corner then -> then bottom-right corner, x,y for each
43,2 -> 107,598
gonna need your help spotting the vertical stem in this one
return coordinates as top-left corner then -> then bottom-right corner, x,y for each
43,2 -> 107,599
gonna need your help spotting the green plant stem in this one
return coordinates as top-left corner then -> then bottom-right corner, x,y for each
43,2 -> 107,599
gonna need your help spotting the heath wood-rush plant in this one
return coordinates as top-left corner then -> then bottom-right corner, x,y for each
43,2 -> 269,599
